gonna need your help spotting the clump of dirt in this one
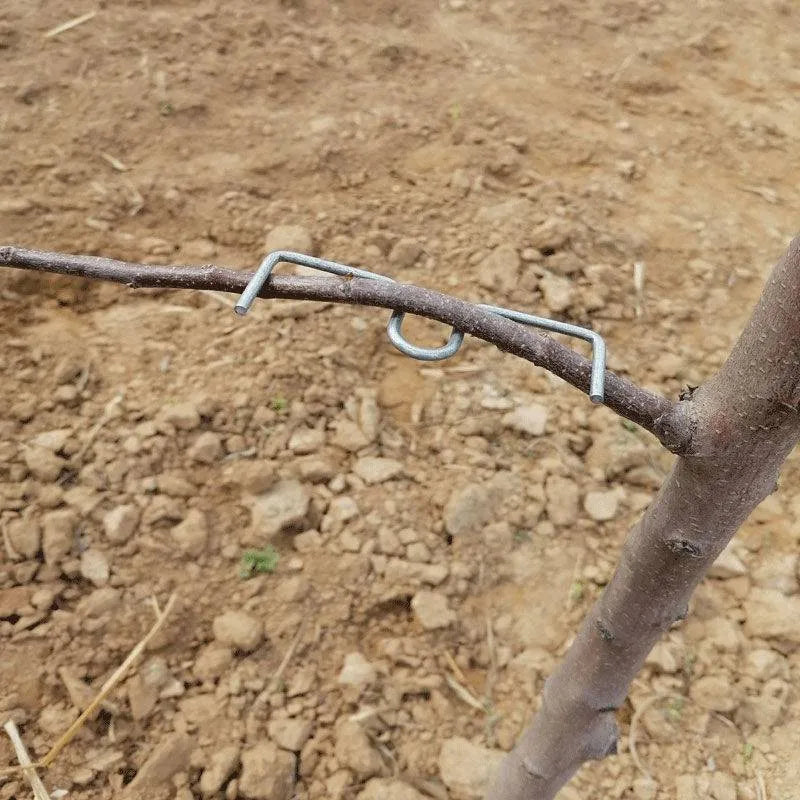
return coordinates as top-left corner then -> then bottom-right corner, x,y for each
1,1 -> 799,799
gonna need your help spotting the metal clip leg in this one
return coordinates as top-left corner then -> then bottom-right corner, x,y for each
479,304 -> 606,403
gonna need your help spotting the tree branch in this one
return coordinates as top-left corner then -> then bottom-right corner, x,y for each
487,234 -> 800,800
0,245 -> 687,449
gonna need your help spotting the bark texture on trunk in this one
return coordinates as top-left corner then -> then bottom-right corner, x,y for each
487,236 -> 800,800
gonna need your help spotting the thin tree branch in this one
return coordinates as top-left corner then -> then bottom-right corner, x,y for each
0,245 -> 688,449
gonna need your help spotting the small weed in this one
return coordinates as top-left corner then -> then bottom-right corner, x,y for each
666,696 -> 684,721
513,529 -> 532,544
743,741 -> 754,761
448,103 -> 462,123
159,101 -> 174,116
240,547 -> 279,578
621,419 -> 638,433
271,396 -> 288,413
569,580 -> 585,603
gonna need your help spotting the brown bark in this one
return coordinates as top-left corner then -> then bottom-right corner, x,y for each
0,245 -> 685,448
487,235 -> 800,799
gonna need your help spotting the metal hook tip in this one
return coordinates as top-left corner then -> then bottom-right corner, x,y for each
590,393 -> 604,405
233,305 -> 249,316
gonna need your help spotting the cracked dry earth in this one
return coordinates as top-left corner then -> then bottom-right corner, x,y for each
1,1 -> 800,799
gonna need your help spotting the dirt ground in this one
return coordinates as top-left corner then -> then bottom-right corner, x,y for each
1,1 -> 799,799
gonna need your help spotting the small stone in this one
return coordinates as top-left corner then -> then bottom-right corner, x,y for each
545,476 -> 580,526
30,428 -> 71,452
444,483 -> 493,537
157,473 -> 196,497
334,720 -> 383,780
632,777 -> 658,800
357,779 -> 425,800
583,489 -> 620,522
743,678 -> 790,728
274,575 -> 309,604
268,718 -> 313,751
239,741 -> 296,800
327,496 -> 359,525
37,485 -> 65,509
31,587 -> 57,610
353,456 -> 403,484
181,237 -> 218,261
405,542 -> 431,563
704,617 -> 742,652
80,549 -> 110,587
439,737 -> 505,800
78,586 -> 121,617
288,427 -> 325,454
178,694 -> 219,726
743,648 -> 785,681
358,394 -> 380,442
252,480 -> 311,538
287,665 -> 316,697
5,517 -> 41,559
298,458 -> 335,483
752,552 -> 799,595
200,745 -> 241,796
377,527 -> 403,556
103,505 -> 140,545
213,611 -> 264,652
42,509 -> 77,564
744,589 -> 800,642
188,432 -> 224,464
161,402 -> 202,431
478,244 -> 519,293
645,641 -> 680,673
337,652 -> 377,687
293,529 -> 323,552
23,446 -> 66,481
0,197 -> 32,214
264,224 -> 316,257
326,769 -> 352,800
194,644 -> 234,682
389,238 -> 423,268
128,674 -> 159,720
331,419 -> 369,451
689,675 -> 739,712
529,216 -> 572,252
708,771 -> 737,800
124,733 -> 195,797
171,509 -> 208,556
0,586 -> 33,618
382,558 -> 449,586
225,460 -> 274,494
501,404 -> 548,436
540,272 -> 574,313
708,542 -> 747,578
411,590 -> 456,630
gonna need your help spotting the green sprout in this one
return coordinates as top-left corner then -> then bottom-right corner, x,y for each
666,696 -> 684,721
240,547 -> 279,578
271,396 -> 288,413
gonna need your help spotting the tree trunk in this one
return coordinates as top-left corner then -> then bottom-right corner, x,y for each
487,236 -> 800,799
